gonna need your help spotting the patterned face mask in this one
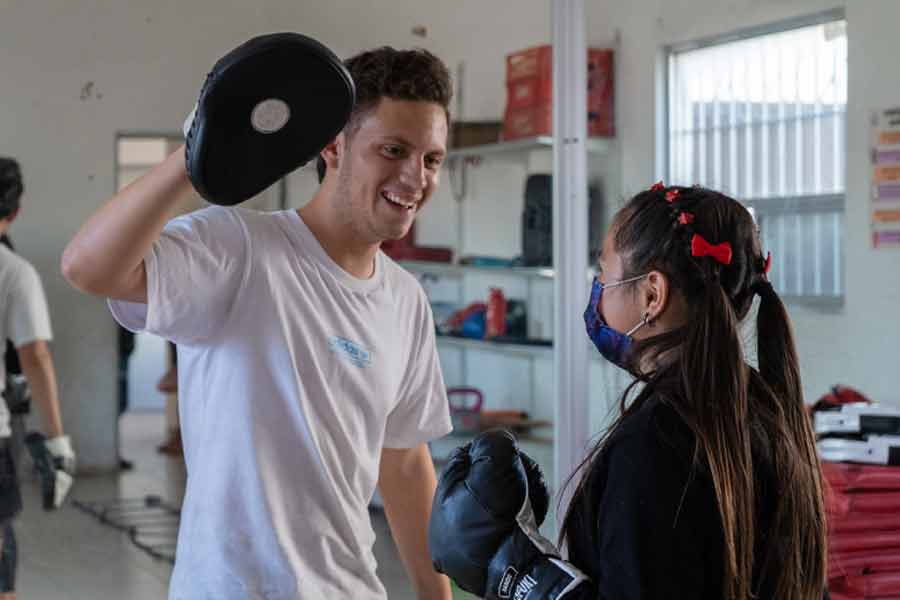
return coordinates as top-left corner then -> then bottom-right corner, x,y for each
583,274 -> 649,369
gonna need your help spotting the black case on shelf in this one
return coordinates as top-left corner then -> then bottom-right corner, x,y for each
521,174 -> 603,267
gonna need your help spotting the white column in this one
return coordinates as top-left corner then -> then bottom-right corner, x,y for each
552,0 -> 590,513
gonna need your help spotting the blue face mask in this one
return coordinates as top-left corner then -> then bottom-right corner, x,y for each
583,274 -> 649,368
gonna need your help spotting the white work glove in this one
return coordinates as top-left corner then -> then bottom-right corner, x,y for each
46,435 -> 77,475
25,432 -> 75,510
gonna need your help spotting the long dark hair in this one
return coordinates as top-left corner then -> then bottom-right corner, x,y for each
559,186 -> 826,599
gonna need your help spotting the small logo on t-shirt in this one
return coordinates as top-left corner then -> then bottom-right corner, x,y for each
328,336 -> 372,368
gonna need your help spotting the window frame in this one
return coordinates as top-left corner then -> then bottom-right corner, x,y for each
662,9 -> 847,308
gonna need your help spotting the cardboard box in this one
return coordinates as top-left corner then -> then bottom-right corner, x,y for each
450,121 -> 503,148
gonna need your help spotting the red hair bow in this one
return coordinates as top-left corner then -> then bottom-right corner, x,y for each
691,234 -> 732,266
665,189 -> 680,203
650,181 -> 665,192
678,212 -> 694,225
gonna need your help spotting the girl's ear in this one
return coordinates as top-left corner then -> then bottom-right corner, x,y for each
643,270 -> 671,324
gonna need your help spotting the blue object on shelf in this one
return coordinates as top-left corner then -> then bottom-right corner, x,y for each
458,255 -> 517,268
461,310 -> 486,339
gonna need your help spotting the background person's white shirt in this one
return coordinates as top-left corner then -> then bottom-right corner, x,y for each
0,244 -> 53,437
110,206 -> 451,600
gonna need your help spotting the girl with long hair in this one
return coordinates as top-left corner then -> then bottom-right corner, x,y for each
429,184 -> 828,599
557,183 -> 827,598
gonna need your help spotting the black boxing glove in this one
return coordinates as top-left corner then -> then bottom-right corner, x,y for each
183,32 -> 355,205
429,430 -> 591,599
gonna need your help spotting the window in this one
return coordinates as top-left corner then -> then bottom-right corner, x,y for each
667,12 -> 847,303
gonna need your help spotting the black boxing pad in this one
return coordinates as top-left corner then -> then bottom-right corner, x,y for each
185,32 -> 355,206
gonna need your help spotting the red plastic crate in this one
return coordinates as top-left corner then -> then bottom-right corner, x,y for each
503,104 -> 552,140
506,45 -> 553,82
506,77 -> 552,111
502,103 -> 614,140
587,49 -> 614,136
503,46 -> 614,138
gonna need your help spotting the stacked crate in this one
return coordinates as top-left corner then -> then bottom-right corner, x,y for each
816,399 -> 900,599
824,461 -> 900,599
502,45 -> 614,141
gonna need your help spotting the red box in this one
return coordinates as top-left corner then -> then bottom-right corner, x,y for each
587,49 -> 614,136
380,222 -> 453,263
381,222 -> 415,255
506,65 -> 613,113
506,77 -> 552,111
503,104 -> 552,140
506,45 -> 553,82
503,45 -> 614,138
384,246 -> 453,263
503,104 -> 613,140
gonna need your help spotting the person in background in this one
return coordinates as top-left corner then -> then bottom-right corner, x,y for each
116,325 -> 135,469
0,157 -> 76,599
156,341 -> 181,456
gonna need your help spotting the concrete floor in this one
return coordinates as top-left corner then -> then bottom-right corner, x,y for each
13,412 -> 476,599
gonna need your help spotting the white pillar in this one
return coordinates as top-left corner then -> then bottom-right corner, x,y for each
552,0 -> 590,513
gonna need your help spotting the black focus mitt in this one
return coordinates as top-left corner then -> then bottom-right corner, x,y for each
184,32 -> 355,205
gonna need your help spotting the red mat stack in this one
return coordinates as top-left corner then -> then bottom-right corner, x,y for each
815,387 -> 900,599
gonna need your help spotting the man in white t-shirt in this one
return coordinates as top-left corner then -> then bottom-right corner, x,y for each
0,158 -> 76,599
63,47 -> 454,599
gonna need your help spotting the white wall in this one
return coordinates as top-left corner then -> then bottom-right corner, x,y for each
1,2 -> 278,470
586,0 -> 900,406
0,0 -> 554,471
6,0 -> 896,470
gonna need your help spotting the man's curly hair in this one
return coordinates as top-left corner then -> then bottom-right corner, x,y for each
317,47 -> 452,182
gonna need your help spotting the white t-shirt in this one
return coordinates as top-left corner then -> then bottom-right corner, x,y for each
0,243 -> 53,437
110,206 -> 451,600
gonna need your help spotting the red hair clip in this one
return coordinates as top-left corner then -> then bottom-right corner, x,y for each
691,234 -> 732,266
650,181 -> 665,192
665,189 -> 680,203
764,252 -> 772,274
678,211 -> 694,225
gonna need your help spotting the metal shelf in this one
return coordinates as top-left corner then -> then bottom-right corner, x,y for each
400,260 -> 599,282
437,336 -> 607,364
400,260 -> 554,279
447,135 -> 614,159
437,335 -> 553,358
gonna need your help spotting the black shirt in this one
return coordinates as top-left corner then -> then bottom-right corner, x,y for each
563,393 -> 787,599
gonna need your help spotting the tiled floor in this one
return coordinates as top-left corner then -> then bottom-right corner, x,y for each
13,412 -> 474,599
